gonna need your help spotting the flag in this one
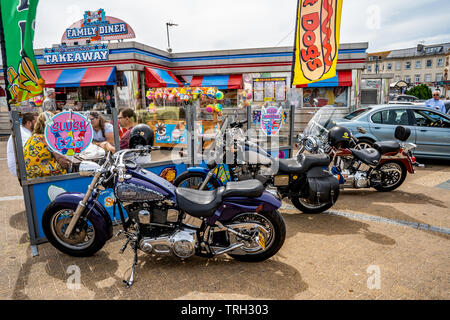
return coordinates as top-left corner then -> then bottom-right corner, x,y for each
291,0 -> 343,86
0,0 -> 44,105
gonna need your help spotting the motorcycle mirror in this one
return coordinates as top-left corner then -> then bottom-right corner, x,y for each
313,98 -> 319,107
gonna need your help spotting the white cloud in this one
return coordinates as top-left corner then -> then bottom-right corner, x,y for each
32,0 -> 450,53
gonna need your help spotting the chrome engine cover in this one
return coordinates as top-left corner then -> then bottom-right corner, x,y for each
139,228 -> 197,258
354,171 -> 369,188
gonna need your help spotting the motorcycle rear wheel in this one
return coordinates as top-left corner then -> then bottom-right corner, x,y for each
373,161 -> 407,192
42,206 -> 106,257
228,210 -> 286,262
173,171 -> 220,190
290,189 -> 340,214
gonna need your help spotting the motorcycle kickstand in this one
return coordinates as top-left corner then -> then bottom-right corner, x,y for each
123,240 -> 138,288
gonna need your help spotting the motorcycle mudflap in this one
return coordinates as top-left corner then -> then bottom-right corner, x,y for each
306,167 -> 339,203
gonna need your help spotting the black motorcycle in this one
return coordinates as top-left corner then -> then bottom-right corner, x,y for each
174,118 -> 340,214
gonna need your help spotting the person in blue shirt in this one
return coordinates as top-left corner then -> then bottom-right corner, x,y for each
425,90 -> 446,114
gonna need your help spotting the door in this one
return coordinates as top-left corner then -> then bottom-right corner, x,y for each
411,109 -> 450,158
369,108 -> 416,142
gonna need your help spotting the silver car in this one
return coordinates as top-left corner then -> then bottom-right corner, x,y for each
334,104 -> 450,160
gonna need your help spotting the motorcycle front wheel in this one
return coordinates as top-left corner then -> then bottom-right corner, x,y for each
228,210 -> 286,262
290,189 -> 340,214
42,206 -> 106,257
173,171 -> 220,190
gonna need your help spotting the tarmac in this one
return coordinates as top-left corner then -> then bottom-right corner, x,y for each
0,141 -> 448,300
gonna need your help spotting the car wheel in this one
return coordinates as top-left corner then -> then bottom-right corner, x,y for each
355,138 -> 374,150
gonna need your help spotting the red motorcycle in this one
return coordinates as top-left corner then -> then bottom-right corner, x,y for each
296,107 -> 419,192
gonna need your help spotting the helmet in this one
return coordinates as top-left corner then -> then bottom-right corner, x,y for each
129,124 -> 154,148
327,126 -> 352,149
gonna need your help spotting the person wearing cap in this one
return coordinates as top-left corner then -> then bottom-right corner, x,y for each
425,90 -> 446,114
43,88 -> 57,112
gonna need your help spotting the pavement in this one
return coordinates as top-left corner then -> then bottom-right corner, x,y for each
0,140 -> 448,300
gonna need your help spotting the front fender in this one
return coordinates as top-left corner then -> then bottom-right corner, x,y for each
186,167 -> 224,186
43,192 -> 113,243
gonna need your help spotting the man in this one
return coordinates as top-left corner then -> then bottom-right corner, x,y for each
7,112 -> 38,177
43,88 -> 57,112
425,90 -> 446,114
118,108 -> 137,150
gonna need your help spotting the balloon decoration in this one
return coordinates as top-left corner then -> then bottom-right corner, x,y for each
214,103 -> 223,112
31,95 -> 44,106
206,105 -> 214,113
215,91 -> 224,100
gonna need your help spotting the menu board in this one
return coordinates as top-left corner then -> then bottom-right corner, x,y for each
253,78 -> 287,102
275,80 -> 286,101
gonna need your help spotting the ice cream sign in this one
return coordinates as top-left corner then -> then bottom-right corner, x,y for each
261,106 -> 284,136
45,111 -> 93,156
61,9 -> 136,44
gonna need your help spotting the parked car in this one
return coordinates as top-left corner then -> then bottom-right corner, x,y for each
391,94 -> 420,102
443,100 -> 450,114
334,104 -> 450,160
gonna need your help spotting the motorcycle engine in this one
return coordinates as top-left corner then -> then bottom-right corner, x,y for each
139,228 -> 197,259
354,171 -> 369,188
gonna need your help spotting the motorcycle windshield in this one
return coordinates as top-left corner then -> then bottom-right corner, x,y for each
303,105 -> 343,141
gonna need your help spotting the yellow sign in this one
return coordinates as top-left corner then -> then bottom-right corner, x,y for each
292,0 -> 343,85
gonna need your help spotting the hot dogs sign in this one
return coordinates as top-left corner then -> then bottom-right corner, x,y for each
292,0 -> 343,85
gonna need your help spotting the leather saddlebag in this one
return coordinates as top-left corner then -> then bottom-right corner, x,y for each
306,167 -> 339,204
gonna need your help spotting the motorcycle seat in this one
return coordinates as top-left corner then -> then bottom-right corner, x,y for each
222,180 -> 265,198
278,154 -> 330,174
350,148 -> 381,166
175,180 -> 264,217
176,187 -> 225,217
373,141 -> 401,154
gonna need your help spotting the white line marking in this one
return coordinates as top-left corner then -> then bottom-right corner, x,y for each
0,196 -> 24,201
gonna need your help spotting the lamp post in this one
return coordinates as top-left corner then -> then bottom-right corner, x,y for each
166,22 -> 178,53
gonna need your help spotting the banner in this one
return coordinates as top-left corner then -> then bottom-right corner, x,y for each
0,0 -> 44,104
291,0 -> 343,86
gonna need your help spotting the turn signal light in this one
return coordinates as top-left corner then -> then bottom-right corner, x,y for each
411,156 -> 416,163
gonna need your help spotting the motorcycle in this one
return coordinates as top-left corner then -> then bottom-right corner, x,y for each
42,145 -> 286,287
173,117 -> 340,214
296,106 -> 419,192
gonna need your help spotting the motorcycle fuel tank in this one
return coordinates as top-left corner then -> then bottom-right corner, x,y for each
115,177 -> 167,202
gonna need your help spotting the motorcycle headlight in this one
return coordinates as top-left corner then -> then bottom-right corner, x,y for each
304,137 -> 319,153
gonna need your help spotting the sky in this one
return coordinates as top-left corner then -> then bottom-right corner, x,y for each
26,0 -> 450,53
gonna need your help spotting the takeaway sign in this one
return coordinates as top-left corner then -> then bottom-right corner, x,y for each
61,8 -> 136,44
43,44 -> 109,64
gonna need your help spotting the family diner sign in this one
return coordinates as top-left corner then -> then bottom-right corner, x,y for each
43,44 -> 109,64
292,0 -> 343,86
61,9 -> 136,44
45,112 -> 93,156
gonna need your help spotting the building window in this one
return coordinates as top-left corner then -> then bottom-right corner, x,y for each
405,76 -> 411,84
425,74 -> 431,82
415,74 -> 420,83
437,58 -> 443,67
436,73 -> 443,82
415,60 -> 422,69
395,75 -> 401,81
387,62 -> 392,70
395,62 -> 401,70
405,61 -> 411,70
367,65 -> 372,72
426,59 -> 433,68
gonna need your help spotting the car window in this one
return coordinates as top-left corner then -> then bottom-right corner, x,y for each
371,109 -> 410,125
344,108 -> 371,120
413,110 -> 450,128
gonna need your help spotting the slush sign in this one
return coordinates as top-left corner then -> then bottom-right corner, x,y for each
43,44 -> 109,64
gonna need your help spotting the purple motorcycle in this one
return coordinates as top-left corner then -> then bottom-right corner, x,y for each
42,146 -> 286,287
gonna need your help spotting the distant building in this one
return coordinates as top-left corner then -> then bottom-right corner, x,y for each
363,42 -> 450,97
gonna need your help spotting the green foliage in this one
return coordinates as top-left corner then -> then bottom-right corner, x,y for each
406,84 -> 432,100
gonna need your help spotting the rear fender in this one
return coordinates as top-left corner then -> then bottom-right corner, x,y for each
379,155 -> 414,174
43,192 -> 113,243
206,191 -> 282,225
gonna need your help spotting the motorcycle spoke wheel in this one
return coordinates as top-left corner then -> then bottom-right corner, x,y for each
231,213 -> 274,254
379,162 -> 403,188
50,209 -> 95,250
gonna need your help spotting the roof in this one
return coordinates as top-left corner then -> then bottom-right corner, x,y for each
384,43 -> 450,59
368,51 -> 391,59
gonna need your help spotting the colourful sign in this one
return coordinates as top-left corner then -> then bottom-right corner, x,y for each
0,0 -> 44,104
45,111 -> 93,156
61,9 -> 136,44
261,106 -> 284,136
43,44 -> 109,64
154,123 -> 187,144
292,0 -> 343,86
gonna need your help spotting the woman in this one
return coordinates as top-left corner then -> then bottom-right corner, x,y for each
89,111 -> 115,153
23,112 -> 70,179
